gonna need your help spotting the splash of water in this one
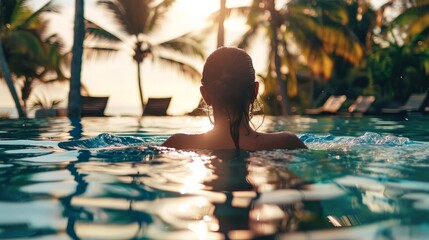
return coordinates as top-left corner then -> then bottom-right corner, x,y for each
58,133 -> 146,150
57,132 -> 413,152
300,132 -> 412,150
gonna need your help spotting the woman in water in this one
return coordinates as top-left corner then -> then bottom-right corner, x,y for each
162,47 -> 307,150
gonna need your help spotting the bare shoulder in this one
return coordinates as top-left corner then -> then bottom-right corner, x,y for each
161,133 -> 201,149
258,131 -> 307,150
280,131 -> 307,149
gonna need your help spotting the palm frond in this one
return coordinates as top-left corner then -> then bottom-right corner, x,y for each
407,14 -> 429,38
393,5 -> 429,38
30,95 -> 63,110
155,56 -> 201,82
393,5 -> 429,26
289,26 -> 333,80
289,0 -> 348,25
85,18 -> 122,44
83,46 -> 120,60
44,34 -> 65,51
42,78 -> 69,84
289,13 -> 363,65
18,1 -> 59,29
235,22 -> 264,50
5,30 -> 46,58
146,0 -> 176,33
98,0 -> 149,36
42,35 -> 68,80
304,43 -> 334,81
155,32 -> 205,60
1,0 -> 20,26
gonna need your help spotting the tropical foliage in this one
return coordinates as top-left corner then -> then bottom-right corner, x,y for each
211,0 -> 364,114
0,0 -> 67,117
96,0 -> 206,114
3,0 -> 429,117
366,0 -> 429,106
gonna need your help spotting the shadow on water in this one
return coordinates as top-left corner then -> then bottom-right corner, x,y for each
205,150 -> 254,238
69,118 -> 83,140
59,150 -> 90,240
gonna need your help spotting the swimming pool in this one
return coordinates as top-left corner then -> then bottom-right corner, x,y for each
0,115 -> 428,239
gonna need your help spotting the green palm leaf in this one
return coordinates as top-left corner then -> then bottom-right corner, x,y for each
289,13 -> 363,65
156,56 -> 201,82
85,19 -> 122,44
18,1 -> 58,30
5,30 -> 46,58
393,5 -> 429,38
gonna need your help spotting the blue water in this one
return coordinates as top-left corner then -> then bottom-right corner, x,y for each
0,115 -> 429,239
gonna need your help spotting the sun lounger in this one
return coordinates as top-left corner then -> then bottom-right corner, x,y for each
348,96 -> 376,114
381,93 -> 428,114
305,95 -> 347,115
143,97 -> 172,116
81,96 -> 109,117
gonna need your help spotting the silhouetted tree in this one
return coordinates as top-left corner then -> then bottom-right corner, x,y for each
98,0 -> 205,114
68,0 -> 85,118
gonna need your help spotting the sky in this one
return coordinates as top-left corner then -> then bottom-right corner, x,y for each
0,0 -> 389,117
1,0 -> 261,117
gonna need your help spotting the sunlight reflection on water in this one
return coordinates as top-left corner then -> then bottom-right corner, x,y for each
1,115 -> 429,239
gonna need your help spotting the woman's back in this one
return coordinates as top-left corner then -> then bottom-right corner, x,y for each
162,130 -> 307,151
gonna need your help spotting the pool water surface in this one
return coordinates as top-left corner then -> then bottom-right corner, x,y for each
0,115 -> 428,239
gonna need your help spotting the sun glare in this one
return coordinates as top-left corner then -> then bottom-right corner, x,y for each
176,0 -> 252,21
176,0 -> 218,16
224,18 -> 246,31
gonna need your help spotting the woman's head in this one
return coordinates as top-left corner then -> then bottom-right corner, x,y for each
201,47 -> 257,110
201,47 -> 259,149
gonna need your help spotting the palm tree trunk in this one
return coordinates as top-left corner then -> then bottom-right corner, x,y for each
217,0 -> 226,48
271,32 -> 290,116
0,40 -> 26,118
137,61 -> 145,115
68,0 -> 85,118
265,0 -> 290,116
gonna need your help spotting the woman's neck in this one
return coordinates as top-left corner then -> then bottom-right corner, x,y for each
211,110 -> 252,134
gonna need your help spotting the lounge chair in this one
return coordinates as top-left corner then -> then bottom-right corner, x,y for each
304,95 -> 347,115
81,96 -> 109,117
348,96 -> 376,114
381,93 -> 428,114
143,97 -> 172,116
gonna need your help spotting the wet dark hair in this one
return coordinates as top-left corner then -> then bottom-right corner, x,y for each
201,47 -> 258,149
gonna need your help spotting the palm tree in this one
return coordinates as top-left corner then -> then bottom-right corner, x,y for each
0,0 -> 57,118
68,0 -> 85,118
229,0 -> 364,115
366,0 -> 429,102
0,40 -> 24,118
10,33 -> 69,113
326,0 -> 379,98
97,0 -> 205,114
